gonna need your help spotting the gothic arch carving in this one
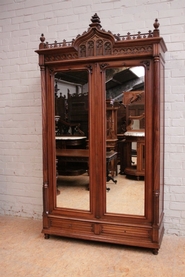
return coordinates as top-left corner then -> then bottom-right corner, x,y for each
37,13 -> 166,63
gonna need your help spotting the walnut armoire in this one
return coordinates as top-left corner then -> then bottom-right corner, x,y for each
35,14 -> 167,254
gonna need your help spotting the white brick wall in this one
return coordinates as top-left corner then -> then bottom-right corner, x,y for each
0,0 -> 185,235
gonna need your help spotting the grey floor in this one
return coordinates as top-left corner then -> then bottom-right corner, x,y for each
0,215 -> 185,277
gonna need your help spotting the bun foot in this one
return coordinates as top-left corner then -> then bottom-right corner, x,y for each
152,248 -> 158,255
44,234 -> 50,239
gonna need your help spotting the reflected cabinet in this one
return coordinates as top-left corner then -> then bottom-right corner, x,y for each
36,14 -> 167,254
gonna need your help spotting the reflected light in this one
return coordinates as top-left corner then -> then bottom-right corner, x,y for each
130,66 -> 145,77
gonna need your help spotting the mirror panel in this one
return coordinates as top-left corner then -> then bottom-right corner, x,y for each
105,66 -> 145,216
53,66 -> 145,215
54,70 -> 90,211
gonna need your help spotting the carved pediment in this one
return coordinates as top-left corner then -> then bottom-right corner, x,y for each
37,13 -> 166,62
73,14 -> 115,57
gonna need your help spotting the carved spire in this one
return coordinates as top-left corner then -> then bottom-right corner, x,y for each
89,13 -> 102,29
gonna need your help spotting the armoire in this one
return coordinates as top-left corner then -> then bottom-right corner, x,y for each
35,14 -> 167,254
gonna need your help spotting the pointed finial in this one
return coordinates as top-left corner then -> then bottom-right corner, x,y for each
89,13 -> 102,28
91,13 -> 100,24
153,19 -> 160,30
39,34 -> 46,49
40,33 -> 45,43
153,19 -> 160,37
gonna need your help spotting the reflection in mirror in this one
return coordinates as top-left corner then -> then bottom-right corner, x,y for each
105,66 -> 145,216
54,70 -> 90,211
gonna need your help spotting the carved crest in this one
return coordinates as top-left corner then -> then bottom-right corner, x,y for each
73,14 -> 115,57
36,14 -> 165,62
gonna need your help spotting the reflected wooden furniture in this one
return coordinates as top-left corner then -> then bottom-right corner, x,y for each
124,131 -> 145,179
56,136 -> 87,175
67,92 -> 88,136
55,92 -> 88,136
106,105 -> 119,139
56,149 -> 117,185
56,136 -> 87,149
106,104 -> 119,176
57,119 -> 85,136
126,104 -> 145,130
123,91 -> 145,130
55,93 -> 66,120
36,14 -> 167,254
117,135 -> 127,175
106,138 -> 118,176
123,91 -> 144,106
123,111 -> 145,178
116,103 -> 126,134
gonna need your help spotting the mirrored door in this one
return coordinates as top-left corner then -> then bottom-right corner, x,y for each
105,66 -> 145,216
54,70 -> 90,211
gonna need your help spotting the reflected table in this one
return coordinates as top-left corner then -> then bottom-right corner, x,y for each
56,149 -> 117,189
55,136 -> 87,149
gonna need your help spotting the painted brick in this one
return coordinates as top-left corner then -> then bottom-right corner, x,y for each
182,212 -> 185,219
165,177 -> 183,186
170,202 -> 185,211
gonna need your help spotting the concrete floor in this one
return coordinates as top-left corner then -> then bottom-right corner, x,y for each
0,215 -> 185,277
